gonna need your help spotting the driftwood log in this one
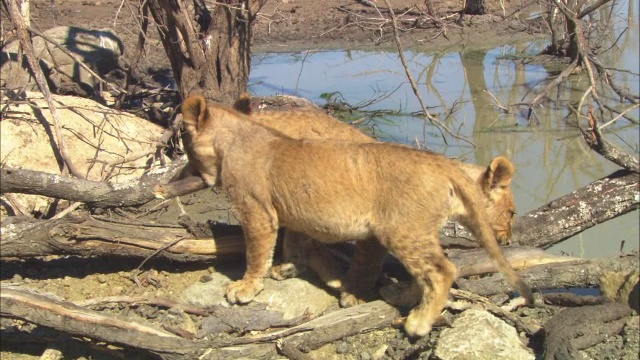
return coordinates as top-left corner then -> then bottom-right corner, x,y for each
0,164 -> 185,209
457,253 -> 640,297
0,213 -> 243,261
0,211 -> 583,280
1,286 -> 402,359
2,167 -> 637,252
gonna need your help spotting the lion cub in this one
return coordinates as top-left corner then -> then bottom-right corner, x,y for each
181,95 -> 533,337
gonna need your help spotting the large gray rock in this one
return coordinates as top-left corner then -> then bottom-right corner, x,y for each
435,309 -> 534,360
1,26 -> 123,96
182,271 -> 337,321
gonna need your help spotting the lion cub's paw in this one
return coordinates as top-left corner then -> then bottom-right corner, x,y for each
225,279 -> 264,304
269,263 -> 300,280
339,292 -> 367,308
152,185 -> 168,199
404,309 -> 433,337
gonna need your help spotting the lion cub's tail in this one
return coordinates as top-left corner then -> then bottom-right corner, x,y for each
453,179 -> 535,305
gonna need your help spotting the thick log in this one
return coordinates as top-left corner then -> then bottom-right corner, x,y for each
512,169 -> 639,248
0,213 -> 243,260
0,287 -> 199,355
449,247 -> 580,277
280,300 -> 402,354
442,169 -> 639,248
1,287 -> 402,359
457,253 -> 640,297
0,165 -> 185,208
0,213 -> 575,281
4,164 -> 636,250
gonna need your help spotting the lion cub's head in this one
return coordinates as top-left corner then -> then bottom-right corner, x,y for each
181,95 -> 234,187
474,157 -> 516,244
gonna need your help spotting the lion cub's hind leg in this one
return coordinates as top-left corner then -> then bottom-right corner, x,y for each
381,231 -> 457,337
340,238 -> 387,307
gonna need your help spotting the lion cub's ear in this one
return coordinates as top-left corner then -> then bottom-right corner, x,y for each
182,95 -> 209,134
480,156 -> 515,192
233,92 -> 252,115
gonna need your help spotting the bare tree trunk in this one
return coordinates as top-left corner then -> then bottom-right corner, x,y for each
464,0 -> 487,15
147,0 -> 267,104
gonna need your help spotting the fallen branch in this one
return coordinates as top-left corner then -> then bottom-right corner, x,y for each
0,164 -> 183,208
0,287 -> 198,355
1,286 -> 403,359
449,247 -> 580,277
0,212 -> 243,260
580,108 -> 640,173
511,169 -> 638,248
5,0 -> 84,179
456,253 -> 639,297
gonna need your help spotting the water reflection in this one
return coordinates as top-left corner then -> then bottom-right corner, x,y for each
249,0 -> 639,258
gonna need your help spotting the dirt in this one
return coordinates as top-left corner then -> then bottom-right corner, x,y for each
8,0 -> 547,87
1,1 -> 638,359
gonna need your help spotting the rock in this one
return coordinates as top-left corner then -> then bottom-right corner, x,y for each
434,309 -> 534,360
1,26 -> 123,96
0,91 -> 165,218
181,270 -> 336,320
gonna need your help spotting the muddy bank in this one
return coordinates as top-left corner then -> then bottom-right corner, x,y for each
14,0 -> 547,86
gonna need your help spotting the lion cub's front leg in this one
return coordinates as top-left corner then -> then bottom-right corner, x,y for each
225,207 -> 279,304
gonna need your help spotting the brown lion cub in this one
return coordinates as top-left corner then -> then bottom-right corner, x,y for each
181,95 -> 533,337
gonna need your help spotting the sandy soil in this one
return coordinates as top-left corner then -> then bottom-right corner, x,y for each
1,1 -> 637,359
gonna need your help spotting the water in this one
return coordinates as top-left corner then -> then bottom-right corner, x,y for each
248,1 -> 639,259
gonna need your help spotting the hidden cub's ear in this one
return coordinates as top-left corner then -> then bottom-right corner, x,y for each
480,156 -> 515,193
232,92 -> 252,115
181,95 -> 209,134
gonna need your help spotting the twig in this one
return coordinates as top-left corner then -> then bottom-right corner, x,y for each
50,201 -> 83,220
130,236 -> 189,287
580,107 -> 640,173
482,89 -> 510,113
77,295 -> 209,316
25,26 -> 127,94
382,0 -> 474,148
599,104 -> 640,129
448,288 -> 541,335
527,59 -> 579,124
5,0 -> 84,179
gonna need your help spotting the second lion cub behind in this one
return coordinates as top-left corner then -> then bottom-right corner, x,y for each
181,95 -> 533,337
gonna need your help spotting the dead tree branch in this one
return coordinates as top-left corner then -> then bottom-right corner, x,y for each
5,0 -> 84,178
457,253 -> 639,297
0,212 -> 243,260
580,108 -> 640,173
0,165 -> 181,208
382,0 -> 474,148
1,286 -> 403,359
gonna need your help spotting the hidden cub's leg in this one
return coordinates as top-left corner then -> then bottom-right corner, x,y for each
339,238 -> 387,307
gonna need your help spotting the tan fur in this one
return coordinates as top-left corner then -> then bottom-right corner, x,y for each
182,95 -> 533,337
229,94 -> 516,302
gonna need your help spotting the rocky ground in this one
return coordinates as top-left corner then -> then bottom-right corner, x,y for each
1,1 -> 638,359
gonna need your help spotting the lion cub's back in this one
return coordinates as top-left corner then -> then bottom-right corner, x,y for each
251,109 -> 374,143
